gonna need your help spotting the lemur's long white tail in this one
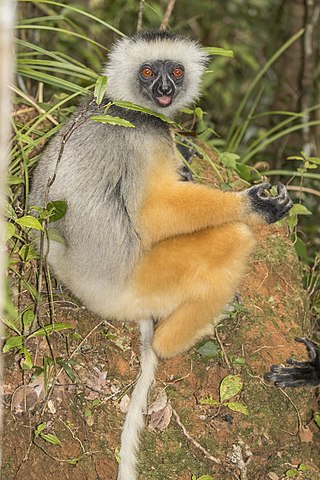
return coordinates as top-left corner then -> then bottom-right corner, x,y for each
117,319 -> 158,480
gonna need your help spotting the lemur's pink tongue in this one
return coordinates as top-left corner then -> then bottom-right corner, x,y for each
157,96 -> 171,106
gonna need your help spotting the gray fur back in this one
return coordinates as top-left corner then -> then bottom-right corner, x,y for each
30,99 -> 172,297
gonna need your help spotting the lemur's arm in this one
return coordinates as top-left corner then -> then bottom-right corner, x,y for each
139,179 -> 292,245
264,338 -> 320,388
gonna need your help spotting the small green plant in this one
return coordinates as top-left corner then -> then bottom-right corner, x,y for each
196,339 -> 220,359
285,463 -> 310,477
34,422 -> 62,446
191,475 -> 215,480
314,412 -> 320,429
200,374 -> 249,416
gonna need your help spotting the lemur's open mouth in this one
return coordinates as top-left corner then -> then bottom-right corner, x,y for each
156,95 -> 172,107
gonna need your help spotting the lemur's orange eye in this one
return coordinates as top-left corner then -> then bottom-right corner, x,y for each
141,67 -> 153,78
173,67 -> 184,78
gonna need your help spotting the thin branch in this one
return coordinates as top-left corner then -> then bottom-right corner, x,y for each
172,407 -> 220,464
286,184 -> 320,197
137,0 -> 145,33
215,329 -> 231,369
159,0 -> 177,31
10,84 -> 59,125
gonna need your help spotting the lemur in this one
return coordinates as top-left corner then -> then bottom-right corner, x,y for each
30,31 -> 293,479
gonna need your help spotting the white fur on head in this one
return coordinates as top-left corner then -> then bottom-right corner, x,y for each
104,31 -> 209,117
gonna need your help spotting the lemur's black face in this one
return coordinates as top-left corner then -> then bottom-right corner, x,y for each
138,60 -> 185,108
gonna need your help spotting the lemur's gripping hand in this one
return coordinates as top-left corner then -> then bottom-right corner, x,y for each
264,338 -> 320,388
246,182 -> 292,224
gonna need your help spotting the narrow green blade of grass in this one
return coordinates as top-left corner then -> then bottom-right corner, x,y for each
19,14 -> 65,24
252,110 -> 304,120
204,47 -> 234,58
17,66 -> 89,93
226,29 -> 305,150
230,84 -> 265,153
18,0 -> 125,37
18,63 -> 97,82
16,37 -> 71,63
15,25 -> 108,51
241,120 -> 320,164
17,59 -> 97,79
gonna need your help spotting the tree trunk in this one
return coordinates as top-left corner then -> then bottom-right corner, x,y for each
271,0 -> 320,162
0,0 -> 14,468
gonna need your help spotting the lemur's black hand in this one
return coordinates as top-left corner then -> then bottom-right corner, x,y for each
247,182 -> 292,224
264,337 -> 320,388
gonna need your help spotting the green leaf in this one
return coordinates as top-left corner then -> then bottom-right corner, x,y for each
47,200 -> 68,223
112,100 -> 180,127
16,215 -> 44,231
314,413 -> 320,428
285,469 -> 298,477
287,215 -> 298,230
307,156 -> 320,165
220,152 -> 240,169
236,163 -> 253,182
5,222 -> 16,241
23,309 -> 35,329
115,446 -> 120,464
226,401 -> 249,416
40,433 -> 62,446
220,375 -> 243,402
2,316 -> 21,335
289,204 -> 312,216
298,463 -> 309,471
28,323 -> 73,338
84,408 -> 92,418
196,340 -> 220,358
47,227 -> 67,245
231,356 -> 246,366
194,107 -> 204,121
19,347 -> 34,370
35,422 -> 46,436
200,397 -> 220,407
3,335 -> 23,353
294,237 -> 308,260
304,161 -> 318,169
197,476 -> 215,480
94,75 -> 108,105
204,46 -> 234,58
56,358 -> 76,382
20,244 -> 36,262
90,115 -> 135,128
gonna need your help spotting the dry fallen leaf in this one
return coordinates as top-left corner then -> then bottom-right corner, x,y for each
83,367 -> 108,400
299,425 -> 313,443
119,394 -> 131,413
149,403 -> 172,431
11,376 -> 45,414
267,472 -> 279,480
148,388 -> 167,415
47,399 -> 56,414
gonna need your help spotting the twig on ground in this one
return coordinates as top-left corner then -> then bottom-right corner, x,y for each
215,329 -> 231,368
279,388 -> 302,431
230,440 -> 252,480
172,407 -> 220,464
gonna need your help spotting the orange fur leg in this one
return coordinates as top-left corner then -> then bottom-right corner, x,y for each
132,222 -> 256,358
